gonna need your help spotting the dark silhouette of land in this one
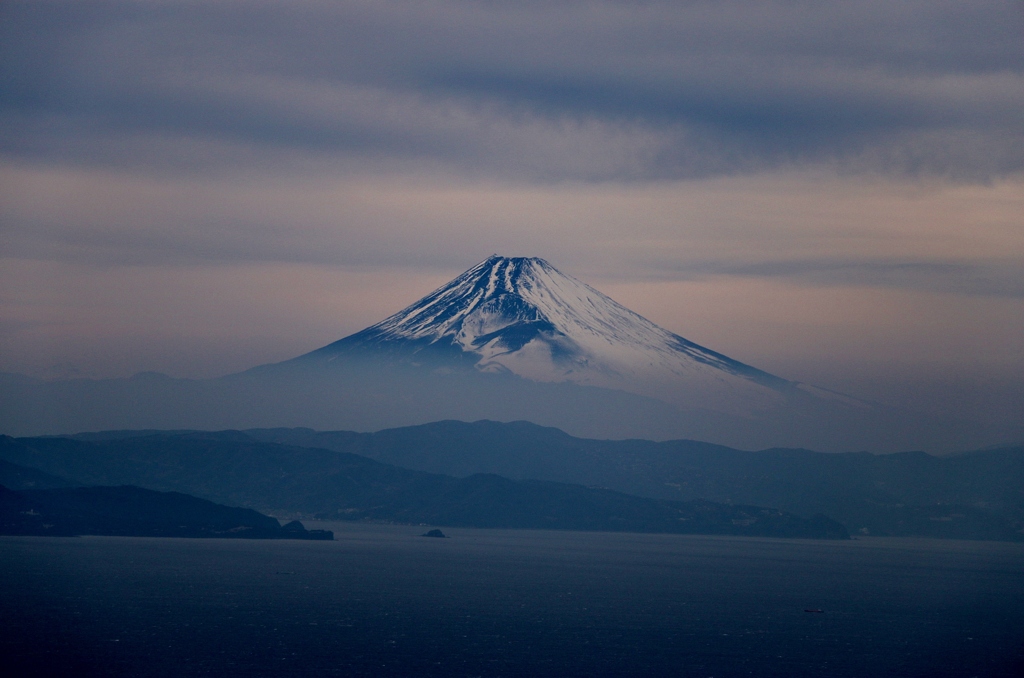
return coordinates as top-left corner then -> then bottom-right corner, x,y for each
6,419 -> 1024,540
246,420 -> 1024,541
0,483 -> 332,539
0,435 -> 848,539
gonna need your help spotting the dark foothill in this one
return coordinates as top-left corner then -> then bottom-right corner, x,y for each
422,529 -> 447,538
0,484 -> 337,540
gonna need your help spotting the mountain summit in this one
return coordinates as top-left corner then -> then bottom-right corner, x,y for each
302,255 -> 802,414
0,255 -> 978,451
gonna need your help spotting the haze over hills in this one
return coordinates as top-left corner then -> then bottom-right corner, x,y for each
4,422 -> 1023,541
0,434 -> 848,539
243,420 -> 1024,542
0,256 -> 1017,452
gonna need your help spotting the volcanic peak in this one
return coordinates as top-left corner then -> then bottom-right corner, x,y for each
308,255 -> 791,403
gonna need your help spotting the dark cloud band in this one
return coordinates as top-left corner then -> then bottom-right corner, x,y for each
2,0 -> 1022,181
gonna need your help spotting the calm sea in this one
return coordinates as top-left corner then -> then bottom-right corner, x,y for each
2,523 -> 1023,677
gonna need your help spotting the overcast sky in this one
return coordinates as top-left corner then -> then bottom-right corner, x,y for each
1,0 -> 1022,419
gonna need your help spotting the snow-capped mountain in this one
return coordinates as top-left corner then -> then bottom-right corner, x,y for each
0,254 -> 972,452
301,255 -> 805,415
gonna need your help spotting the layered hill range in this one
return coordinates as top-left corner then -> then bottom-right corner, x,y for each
298,255 -> 844,416
0,256 -> 1006,452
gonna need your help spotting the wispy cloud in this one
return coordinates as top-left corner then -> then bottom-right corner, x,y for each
662,258 -> 1024,298
1,0 -> 1022,390
2,0 -> 1022,181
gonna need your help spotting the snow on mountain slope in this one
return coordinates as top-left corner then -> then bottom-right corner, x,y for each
304,256 -> 813,416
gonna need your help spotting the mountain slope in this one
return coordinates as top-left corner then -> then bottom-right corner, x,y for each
0,484 -> 332,539
244,420 -> 1024,541
0,433 -> 847,538
0,458 -> 77,490
296,255 -> 813,415
0,258 -> 1006,452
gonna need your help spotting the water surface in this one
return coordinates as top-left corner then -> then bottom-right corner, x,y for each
3,523 -> 1023,677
